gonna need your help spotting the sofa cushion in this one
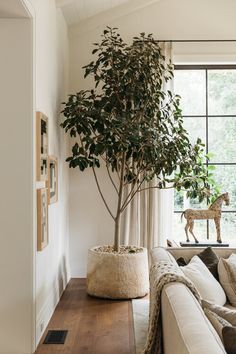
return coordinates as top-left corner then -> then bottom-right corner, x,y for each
204,309 -> 231,341
168,248 -> 236,263
222,326 -> 236,354
176,247 -> 219,277
181,256 -> 226,305
198,247 -> 219,279
202,300 -> 236,326
176,257 -> 188,267
218,254 -> 236,307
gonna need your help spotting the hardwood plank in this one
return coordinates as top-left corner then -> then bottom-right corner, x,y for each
35,278 -> 136,354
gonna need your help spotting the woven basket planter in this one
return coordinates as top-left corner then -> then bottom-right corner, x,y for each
87,246 -> 149,299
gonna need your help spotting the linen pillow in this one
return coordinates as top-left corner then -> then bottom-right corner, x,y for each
181,256 -> 226,305
218,254 -> 236,306
222,326 -> 236,354
204,309 -> 231,341
198,247 -> 219,279
202,299 -> 236,326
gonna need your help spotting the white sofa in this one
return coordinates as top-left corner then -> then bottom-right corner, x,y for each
151,247 -> 236,354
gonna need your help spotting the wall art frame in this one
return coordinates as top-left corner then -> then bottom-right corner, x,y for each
36,111 -> 48,181
37,188 -> 48,251
47,155 -> 58,204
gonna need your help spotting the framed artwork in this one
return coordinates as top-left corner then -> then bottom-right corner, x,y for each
47,156 -> 58,204
37,188 -> 48,251
36,112 -> 48,181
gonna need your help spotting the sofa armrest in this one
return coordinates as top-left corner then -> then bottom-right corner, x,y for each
161,283 -> 226,354
151,247 -> 178,265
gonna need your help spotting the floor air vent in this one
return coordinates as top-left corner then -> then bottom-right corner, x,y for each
43,330 -> 68,344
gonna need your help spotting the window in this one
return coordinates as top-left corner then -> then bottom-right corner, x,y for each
173,66 -> 236,242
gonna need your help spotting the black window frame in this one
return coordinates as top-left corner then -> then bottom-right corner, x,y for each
174,64 -> 236,239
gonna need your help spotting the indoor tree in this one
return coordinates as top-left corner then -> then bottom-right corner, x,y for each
61,27 -> 217,252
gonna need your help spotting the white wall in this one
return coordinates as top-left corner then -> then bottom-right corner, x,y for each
68,0 -> 236,277
31,0 -> 70,346
0,0 -> 69,352
0,1 -> 70,351
0,18 -> 34,354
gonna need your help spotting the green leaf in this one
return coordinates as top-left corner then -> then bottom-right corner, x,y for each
60,27 -> 218,230
72,143 -> 79,155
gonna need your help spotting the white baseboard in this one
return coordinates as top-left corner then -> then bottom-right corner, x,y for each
35,278 -> 69,346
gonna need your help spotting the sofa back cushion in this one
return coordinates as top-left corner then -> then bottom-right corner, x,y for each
168,247 -> 236,262
198,247 -> 219,279
180,256 -> 226,305
202,300 -> 236,326
218,254 -> 236,306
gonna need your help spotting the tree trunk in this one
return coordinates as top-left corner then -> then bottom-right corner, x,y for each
114,153 -> 126,252
114,213 -> 121,252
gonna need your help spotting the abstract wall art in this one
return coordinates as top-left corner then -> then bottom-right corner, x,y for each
36,112 -> 48,181
47,155 -> 58,204
37,188 -> 48,251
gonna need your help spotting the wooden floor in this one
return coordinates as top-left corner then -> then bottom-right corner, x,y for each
35,279 -> 136,354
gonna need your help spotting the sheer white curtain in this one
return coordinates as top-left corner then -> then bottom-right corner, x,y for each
120,42 -> 174,250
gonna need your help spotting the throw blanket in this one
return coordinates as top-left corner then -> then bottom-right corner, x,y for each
142,261 -> 201,354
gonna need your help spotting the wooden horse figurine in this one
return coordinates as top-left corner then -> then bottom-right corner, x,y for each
181,192 -> 230,243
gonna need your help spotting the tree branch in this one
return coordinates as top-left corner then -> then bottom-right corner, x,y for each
120,176 -> 146,213
122,178 -> 138,208
137,184 -> 175,193
92,166 -> 115,220
116,156 -> 122,182
106,164 -> 119,194
121,160 -> 145,206
114,152 -> 126,251
116,152 -> 126,217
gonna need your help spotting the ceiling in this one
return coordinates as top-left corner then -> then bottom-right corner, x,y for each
56,0 -> 131,26
0,0 -> 29,18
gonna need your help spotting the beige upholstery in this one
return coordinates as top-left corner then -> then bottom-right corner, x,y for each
162,283 -> 226,354
218,254 -> 236,306
150,246 -> 178,266
167,247 -> 236,262
150,247 -> 235,354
